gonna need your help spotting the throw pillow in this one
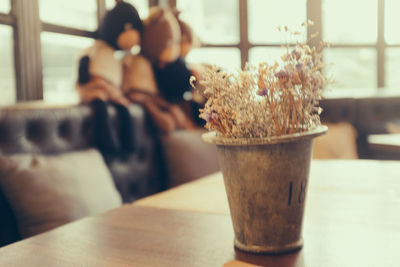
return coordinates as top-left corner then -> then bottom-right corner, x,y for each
0,149 -> 122,238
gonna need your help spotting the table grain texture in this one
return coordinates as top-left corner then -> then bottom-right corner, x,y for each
0,160 -> 399,267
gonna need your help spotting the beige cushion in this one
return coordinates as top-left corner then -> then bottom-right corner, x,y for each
161,129 -> 220,187
313,122 -> 358,159
0,149 -> 122,238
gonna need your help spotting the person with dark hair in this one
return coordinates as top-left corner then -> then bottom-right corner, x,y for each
76,1 -> 143,154
76,0 -> 143,106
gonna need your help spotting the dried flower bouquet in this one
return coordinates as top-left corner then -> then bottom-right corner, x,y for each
193,24 -> 329,139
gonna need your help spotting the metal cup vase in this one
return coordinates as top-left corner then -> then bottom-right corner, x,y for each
202,125 -> 327,254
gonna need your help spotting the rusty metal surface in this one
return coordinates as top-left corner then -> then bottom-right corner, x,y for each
204,127 -> 327,254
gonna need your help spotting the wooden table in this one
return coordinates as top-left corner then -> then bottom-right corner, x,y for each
1,160 -> 400,267
368,134 -> 400,154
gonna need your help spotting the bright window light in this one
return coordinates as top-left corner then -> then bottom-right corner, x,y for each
0,0 -> 11,13
386,48 -> 400,88
177,0 -> 239,45
0,25 -> 15,106
324,48 -> 376,89
41,32 -> 93,103
186,48 -> 241,73
39,0 -> 97,31
248,0 -> 306,44
323,0 -> 377,44
385,0 -> 400,44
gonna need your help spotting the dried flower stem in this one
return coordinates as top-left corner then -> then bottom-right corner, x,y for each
193,23 -> 330,138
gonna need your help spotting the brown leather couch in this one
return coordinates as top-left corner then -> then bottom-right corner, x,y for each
0,101 -> 166,246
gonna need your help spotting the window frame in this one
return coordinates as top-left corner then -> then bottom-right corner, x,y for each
0,12 -> 13,25
1,0 -> 400,104
0,0 -> 160,103
175,0 -> 397,89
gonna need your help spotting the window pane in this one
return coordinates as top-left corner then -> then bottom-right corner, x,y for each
249,47 -> 287,65
177,0 -> 239,44
0,0 -> 10,13
106,0 -> 149,19
248,0 -> 306,44
185,48 -> 241,72
323,0 -> 377,44
386,48 -> 400,88
41,32 -> 93,103
39,0 -> 97,31
385,0 -> 400,44
324,48 -> 376,89
0,25 -> 15,106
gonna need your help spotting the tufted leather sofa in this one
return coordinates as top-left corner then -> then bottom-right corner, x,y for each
1,96 -> 399,246
0,102 -> 166,246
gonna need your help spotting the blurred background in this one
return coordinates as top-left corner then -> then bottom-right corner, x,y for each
1,0 -> 400,105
